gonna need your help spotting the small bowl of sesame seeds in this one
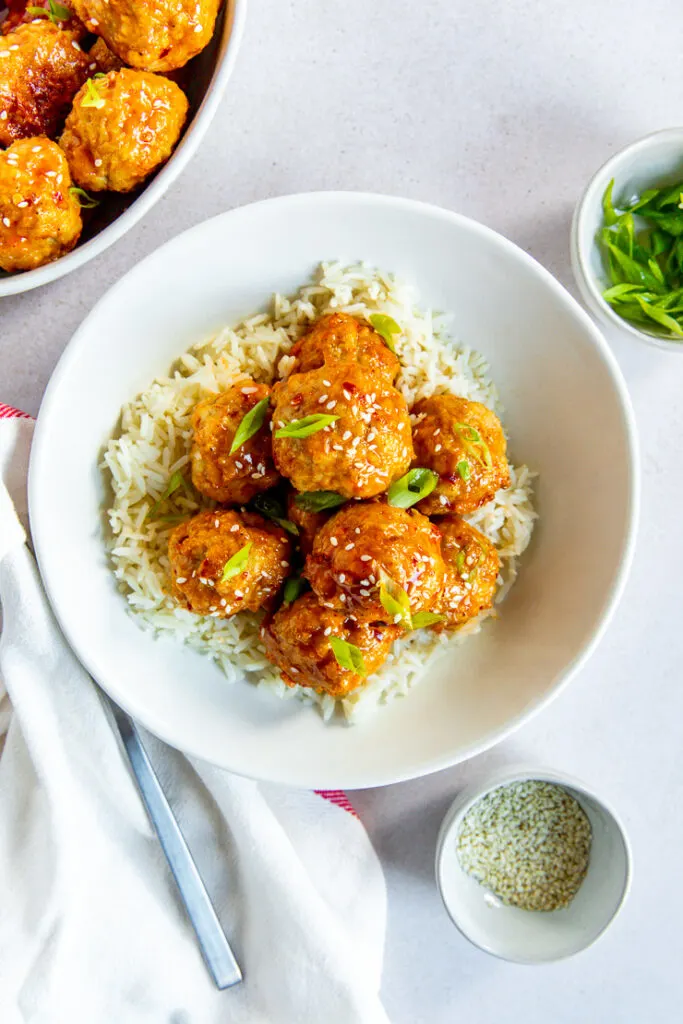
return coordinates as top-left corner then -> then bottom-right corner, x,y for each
435,767 -> 631,963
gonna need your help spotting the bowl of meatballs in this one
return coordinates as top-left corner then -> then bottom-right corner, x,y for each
0,0 -> 245,295
28,192 -> 639,788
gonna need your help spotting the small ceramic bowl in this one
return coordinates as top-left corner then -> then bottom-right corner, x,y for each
571,127 -> 683,353
435,766 -> 632,963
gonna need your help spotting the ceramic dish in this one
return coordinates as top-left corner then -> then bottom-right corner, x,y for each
571,127 -> 683,353
435,766 -> 632,962
0,0 -> 246,299
28,192 -> 639,789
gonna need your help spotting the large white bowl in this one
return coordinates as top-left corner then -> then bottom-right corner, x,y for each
28,193 -> 639,789
0,0 -> 246,298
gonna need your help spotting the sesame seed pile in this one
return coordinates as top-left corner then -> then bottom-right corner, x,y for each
457,780 -> 592,912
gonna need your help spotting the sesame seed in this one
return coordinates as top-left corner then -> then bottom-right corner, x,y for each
355,528 -> 361,534
0,111 -> 7,120
439,495 -> 448,505
214,518 -> 220,527
194,23 -> 203,31
94,158 -> 103,167
323,379 -> 331,387
342,430 -> 352,441
318,394 -> 328,403
345,543 -> 355,550
71,40 -> 81,51
175,577 -> 187,584
230,524 -> 240,532
330,536 -> 338,546
89,62 -> 97,70
17,201 -> 28,208
251,472 -> 262,479
46,170 -> 56,177
326,400 -> 337,411
332,444 -> 343,451
435,444 -> 442,452
241,386 -> 258,394
360,589 -> 370,596
339,593 -> 346,602
434,429 -> 441,436
289,666 -> 299,674
339,573 -> 346,582
0,52 -> 10,59
2,218 -> 9,228
31,145 -> 41,153
324,626 -> 332,636
234,590 -> 244,598
280,560 -> 289,567
360,554 -> 371,561
360,579 -> 370,586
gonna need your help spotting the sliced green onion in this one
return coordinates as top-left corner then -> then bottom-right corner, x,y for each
250,491 -> 299,535
410,611 -> 445,629
229,396 -> 269,454
453,422 -> 492,469
27,1 -> 71,24
294,490 -> 347,513
81,78 -> 106,110
379,571 -> 412,628
68,186 -> 99,209
145,469 -> 184,520
457,460 -> 471,481
329,636 -> 366,675
283,576 -> 306,605
221,541 -> 252,582
369,313 -> 401,352
387,468 -> 438,508
275,414 -> 340,439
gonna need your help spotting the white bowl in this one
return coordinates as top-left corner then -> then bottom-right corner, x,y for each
28,192 -> 639,789
0,0 -> 246,298
571,127 -> 683,353
435,766 -> 632,963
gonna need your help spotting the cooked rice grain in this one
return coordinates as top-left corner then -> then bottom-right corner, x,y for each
103,262 -> 536,722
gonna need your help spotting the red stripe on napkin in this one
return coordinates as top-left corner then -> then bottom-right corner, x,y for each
0,404 -> 31,420
314,791 -> 358,817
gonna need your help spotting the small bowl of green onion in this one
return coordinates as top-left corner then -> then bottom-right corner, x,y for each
571,127 -> 683,351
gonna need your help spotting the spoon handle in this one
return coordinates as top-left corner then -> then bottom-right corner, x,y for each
105,695 -> 243,989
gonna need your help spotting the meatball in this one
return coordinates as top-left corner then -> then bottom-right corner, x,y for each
411,394 -> 510,515
68,0 -> 221,72
289,312 -> 400,385
436,516 -> 500,628
262,592 -> 400,698
59,69 -> 188,192
285,490 -> 332,556
305,502 -> 444,623
271,364 -> 413,499
0,21 -> 89,146
168,509 -> 292,618
0,138 -> 81,272
191,381 -> 280,505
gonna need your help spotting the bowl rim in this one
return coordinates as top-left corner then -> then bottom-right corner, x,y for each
434,764 -> 633,964
0,0 -> 247,299
28,190 -> 641,788
571,126 -> 683,353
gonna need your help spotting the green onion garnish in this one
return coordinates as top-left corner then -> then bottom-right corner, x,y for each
387,468 -> 438,509
68,186 -> 99,209
369,313 -> 401,352
379,571 -> 412,628
294,490 -> 347,513
145,469 -> 184,520
283,576 -> 306,605
453,422 -> 492,469
410,611 -> 445,629
230,396 -> 269,454
81,78 -> 106,109
27,1 -> 71,25
329,636 -> 366,675
275,414 -> 340,439
457,460 -> 471,481
221,541 -> 252,582
250,492 -> 299,535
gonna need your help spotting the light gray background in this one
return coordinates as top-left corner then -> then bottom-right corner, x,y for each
2,1 -> 682,1020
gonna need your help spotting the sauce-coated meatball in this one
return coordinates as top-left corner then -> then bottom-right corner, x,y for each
262,592 -> 400,698
0,137 -> 81,272
289,312 -> 400,384
285,491 -> 332,556
69,0 -> 221,72
436,516 -> 500,628
0,21 -> 89,146
305,502 -> 444,623
168,509 -> 292,618
271,364 -> 413,499
411,394 -> 510,515
88,36 -> 125,74
59,69 -> 188,192
191,380 -> 280,505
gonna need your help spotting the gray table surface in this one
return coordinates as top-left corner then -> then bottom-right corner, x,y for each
2,1 -> 682,1020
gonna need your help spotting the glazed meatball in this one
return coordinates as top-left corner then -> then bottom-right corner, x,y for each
168,509 -> 292,618
411,394 -> 510,515
288,313 -> 400,385
285,490 -> 333,556
436,516 -> 500,628
305,502 -> 444,623
68,0 -> 221,72
0,21 -> 89,146
271,364 -> 413,499
191,381 -> 280,505
0,138 -> 81,272
59,69 -> 188,192
262,592 -> 401,698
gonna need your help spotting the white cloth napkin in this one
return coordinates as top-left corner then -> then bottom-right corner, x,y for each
0,408 -> 389,1024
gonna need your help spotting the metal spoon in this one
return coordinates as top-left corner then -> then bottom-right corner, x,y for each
101,692 -> 243,989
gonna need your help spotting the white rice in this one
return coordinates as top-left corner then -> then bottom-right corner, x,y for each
103,262 -> 537,723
